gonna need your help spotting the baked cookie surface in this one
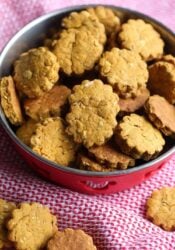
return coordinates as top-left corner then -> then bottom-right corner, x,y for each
1,76 -> 23,125
61,10 -> 106,45
115,114 -> 165,160
47,228 -> 97,250
14,47 -> 59,98
87,6 -> 120,34
99,48 -> 148,98
7,202 -> 57,250
66,79 -> 119,148
118,19 -> 164,61
24,85 -> 71,121
16,119 -> 37,146
89,143 -> 135,169
145,95 -> 175,136
119,88 -> 150,113
0,199 -> 16,249
77,153 -> 114,172
30,117 -> 76,166
146,187 -> 175,231
148,61 -> 175,104
52,27 -> 104,76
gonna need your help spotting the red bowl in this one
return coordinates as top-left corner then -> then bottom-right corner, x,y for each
0,5 -> 175,195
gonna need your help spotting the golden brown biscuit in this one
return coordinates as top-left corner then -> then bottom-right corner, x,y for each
144,95 -> 175,136
16,119 -> 37,146
88,143 -> 135,169
1,76 -> 23,125
7,202 -> 57,250
77,153 -> 114,172
24,85 -> 71,121
0,199 -> 16,249
52,28 -> 104,76
47,228 -> 97,250
66,79 -> 120,148
118,19 -> 164,61
114,114 -> 165,160
146,187 -> 175,231
30,117 -> 76,166
14,47 -> 59,98
87,6 -> 120,35
99,48 -> 148,98
119,88 -> 150,113
61,10 -> 106,45
148,61 -> 175,104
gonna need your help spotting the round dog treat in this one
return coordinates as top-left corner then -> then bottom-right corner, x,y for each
52,28 -> 104,76
61,10 -> 106,45
7,202 -> 57,250
14,47 -> 59,98
1,76 -> 23,125
16,119 -> 37,146
87,6 -> 120,35
66,79 -> 120,148
99,48 -> 148,98
119,88 -> 150,113
0,199 -> 16,249
148,61 -> 175,104
88,143 -> 135,169
144,95 -> 175,136
118,19 -> 164,61
30,117 -> 76,166
146,187 -> 175,231
24,85 -> 71,121
115,114 -> 165,160
77,153 -> 114,172
47,228 -> 97,250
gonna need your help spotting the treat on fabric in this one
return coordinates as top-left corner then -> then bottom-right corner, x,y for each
146,187 -> 175,231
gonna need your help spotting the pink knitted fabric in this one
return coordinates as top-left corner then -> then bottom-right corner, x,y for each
0,1 -> 175,249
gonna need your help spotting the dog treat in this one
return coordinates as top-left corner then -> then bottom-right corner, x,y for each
24,85 -> 71,121
118,19 -> 164,61
115,114 -> 165,160
0,76 -> 23,125
61,10 -> 106,45
88,143 -> 135,169
0,199 -> 16,249
14,47 -> 59,98
16,119 -> 37,146
66,79 -> 119,148
30,117 -> 76,166
99,48 -> 148,98
119,88 -> 150,113
146,187 -> 175,231
87,6 -> 120,34
77,153 -> 114,172
148,60 -> 175,104
52,28 -> 104,76
145,95 -> 175,136
47,228 -> 97,250
7,202 -> 57,250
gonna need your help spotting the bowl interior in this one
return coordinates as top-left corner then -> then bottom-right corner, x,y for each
0,5 -> 175,176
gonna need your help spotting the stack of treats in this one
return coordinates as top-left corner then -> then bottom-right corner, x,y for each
1,6 -> 175,172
